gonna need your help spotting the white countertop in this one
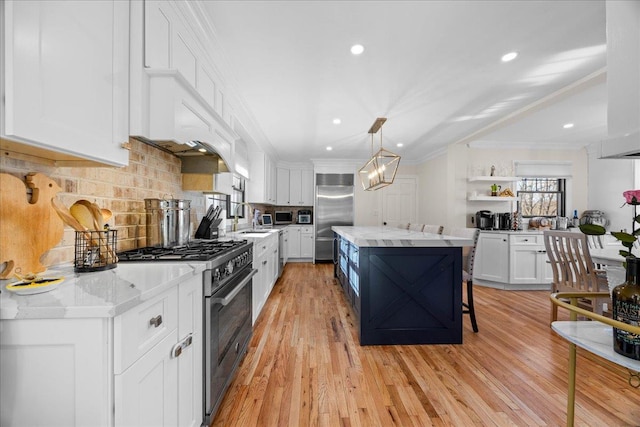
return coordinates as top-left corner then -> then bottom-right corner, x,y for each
332,226 -> 473,248
0,262 -> 205,320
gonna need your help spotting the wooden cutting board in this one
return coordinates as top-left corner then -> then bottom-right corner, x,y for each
0,173 -> 64,278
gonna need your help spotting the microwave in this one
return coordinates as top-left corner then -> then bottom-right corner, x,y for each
274,211 -> 293,224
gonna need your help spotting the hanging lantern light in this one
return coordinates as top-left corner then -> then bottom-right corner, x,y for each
358,117 -> 401,191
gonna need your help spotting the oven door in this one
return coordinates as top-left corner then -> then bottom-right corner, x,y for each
204,266 -> 256,423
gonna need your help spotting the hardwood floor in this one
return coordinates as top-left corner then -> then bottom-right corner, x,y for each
212,263 -> 640,427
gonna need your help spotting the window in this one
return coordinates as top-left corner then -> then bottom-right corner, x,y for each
517,178 -> 566,218
227,175 -> 246,219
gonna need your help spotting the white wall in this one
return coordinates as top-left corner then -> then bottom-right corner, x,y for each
415,145 -> 590,233
587,145 -> 636,233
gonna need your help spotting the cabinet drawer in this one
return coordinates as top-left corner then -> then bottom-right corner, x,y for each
300,226 -> 313,234
510,234 -> 542,246
114,287 -> 178,374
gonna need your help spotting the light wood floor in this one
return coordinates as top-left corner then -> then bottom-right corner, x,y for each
212,263 -> 640,427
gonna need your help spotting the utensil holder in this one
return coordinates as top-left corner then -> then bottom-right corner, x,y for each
74,230 -> 118,272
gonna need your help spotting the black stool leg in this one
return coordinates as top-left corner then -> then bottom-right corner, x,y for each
463,279 -> 479,333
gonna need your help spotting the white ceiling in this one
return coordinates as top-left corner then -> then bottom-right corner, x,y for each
203,0 -> 608,164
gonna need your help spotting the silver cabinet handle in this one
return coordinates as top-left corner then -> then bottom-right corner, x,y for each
171,333 -> 193,358
149,315 -> 163,328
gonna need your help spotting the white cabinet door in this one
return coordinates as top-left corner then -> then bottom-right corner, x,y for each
287,226 -> 302,258
289,169 -> 302,205
301,169 -> 314,205
509,234 -> 552,284
0,318 -> 111,427
2,0 -> 129,167
300,232 -> 314,258
475,233 -> 509,283
177,275 -> 203,427
248,152 -> 277,204
288,169 -> 313,206
281,228 -> 289,266
510,246 -> 540,283
277,167 -> 291,205
115,330 -> 179,427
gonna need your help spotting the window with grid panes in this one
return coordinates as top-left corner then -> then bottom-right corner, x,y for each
517,178 -> 566,218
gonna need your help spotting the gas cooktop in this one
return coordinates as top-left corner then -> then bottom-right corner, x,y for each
117,240 -> 248,262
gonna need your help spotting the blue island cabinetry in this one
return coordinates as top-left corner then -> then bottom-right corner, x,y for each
334,227 -> 467,346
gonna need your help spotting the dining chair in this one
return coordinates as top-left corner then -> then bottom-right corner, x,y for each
543,230 -> 610,323
449,227 -> 481,332
408,223 -> 425,232
423,224 -> 444,234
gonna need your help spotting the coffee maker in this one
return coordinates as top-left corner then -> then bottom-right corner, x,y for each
497,212 -> 512,230
475,210 -> 494,230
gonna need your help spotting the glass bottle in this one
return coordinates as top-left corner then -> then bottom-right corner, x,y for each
612,256 -> 640,360
572,210 -> 579,227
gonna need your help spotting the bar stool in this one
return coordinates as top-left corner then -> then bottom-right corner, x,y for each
449,227 -> 480,332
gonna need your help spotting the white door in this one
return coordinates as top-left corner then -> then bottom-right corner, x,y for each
381,177 -> 417,227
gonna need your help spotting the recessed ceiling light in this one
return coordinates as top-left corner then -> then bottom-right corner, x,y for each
563,123 -> 574,129
501,51 -> 518,62
198,148 -> 207,153
333,118 -> 341,125
351,44 -> 364,55
396,143 -> 403,147
326,146 -> 333,151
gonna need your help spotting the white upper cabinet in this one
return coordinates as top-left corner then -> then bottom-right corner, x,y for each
1,0 -> 130,167
276,167 -> 314,206
277,167 -> 291,205
247,151 -> 277,204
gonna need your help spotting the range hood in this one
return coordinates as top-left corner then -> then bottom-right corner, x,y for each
132,69 -> 236,174
133,137 -> 231,174
599,1 -> 640,159
601,131 -> 640,158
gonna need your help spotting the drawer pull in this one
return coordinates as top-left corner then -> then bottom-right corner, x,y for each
263,260 -> 268,265
149,315 -> 163,328
171,333 -> 193,358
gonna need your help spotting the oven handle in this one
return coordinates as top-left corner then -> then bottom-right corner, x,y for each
212,269 -> 257,306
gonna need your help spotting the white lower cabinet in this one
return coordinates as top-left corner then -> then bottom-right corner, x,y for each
509,234 -> 554,285
0,318 -> 112,427
0,275 -> 203,427
250,233 -> 279,324
475,231 -> 552,290
474,232 -> 509,283
115,330 -> 179,427
287,225 -> 314,259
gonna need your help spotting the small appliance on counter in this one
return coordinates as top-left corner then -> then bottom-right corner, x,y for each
275,211 -> 293,225
297,209 -> 312,224
496,212 -> 512,230
475,210 -> 494,230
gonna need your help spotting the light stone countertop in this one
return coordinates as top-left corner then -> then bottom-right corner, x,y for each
0,262 -> 206,320
332,226 -> 473,248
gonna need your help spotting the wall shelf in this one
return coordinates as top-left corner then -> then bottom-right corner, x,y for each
468,196 -> 518,202
468,176 -> 520,182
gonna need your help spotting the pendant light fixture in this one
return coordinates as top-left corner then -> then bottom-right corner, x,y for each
358,117 -> 401,191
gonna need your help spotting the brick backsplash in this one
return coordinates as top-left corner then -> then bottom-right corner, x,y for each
0,138 -> 206,270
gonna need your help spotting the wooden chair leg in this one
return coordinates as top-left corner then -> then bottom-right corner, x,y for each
463,280 -> 479,333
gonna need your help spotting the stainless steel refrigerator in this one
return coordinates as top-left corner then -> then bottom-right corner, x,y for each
315,173 -> 354,262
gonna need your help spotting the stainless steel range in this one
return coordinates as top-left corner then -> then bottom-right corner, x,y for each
118,239 -> 256,426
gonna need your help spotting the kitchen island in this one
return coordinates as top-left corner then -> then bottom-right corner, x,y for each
332,226 -> 473,345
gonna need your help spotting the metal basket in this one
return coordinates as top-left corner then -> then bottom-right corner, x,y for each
74,230 -> 118,272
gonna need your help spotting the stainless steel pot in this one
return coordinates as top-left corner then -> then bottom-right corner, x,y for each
145,198 -> 191,247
